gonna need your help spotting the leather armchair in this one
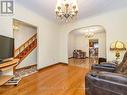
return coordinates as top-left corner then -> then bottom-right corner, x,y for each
86,58 -> 127,95
92,51 -> 127,72
85,71 -> 127,95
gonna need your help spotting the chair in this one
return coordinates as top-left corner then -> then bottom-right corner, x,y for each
91,51 -> 127,72
85,59 -> 127,95
98,58 -> 107,64
73,49 -> 86,59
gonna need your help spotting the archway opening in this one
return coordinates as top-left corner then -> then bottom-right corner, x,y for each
68,25 -> 106,67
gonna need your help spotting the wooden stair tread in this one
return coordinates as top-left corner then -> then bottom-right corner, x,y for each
0,59 -> 19,69
0,75 -> 14,86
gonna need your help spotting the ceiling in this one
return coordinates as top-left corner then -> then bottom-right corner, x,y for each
16,0 -> 127,22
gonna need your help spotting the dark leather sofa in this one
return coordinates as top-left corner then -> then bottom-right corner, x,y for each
85,52 -> 127,95
85,71 -> 127,95
91,51 -> 127,72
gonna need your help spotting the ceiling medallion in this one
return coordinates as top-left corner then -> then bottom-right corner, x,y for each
55,0 -> 78,23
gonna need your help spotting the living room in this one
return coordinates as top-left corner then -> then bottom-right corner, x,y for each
0,0 -> 127,95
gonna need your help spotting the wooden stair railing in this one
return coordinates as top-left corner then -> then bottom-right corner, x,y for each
14,33 -> 37,63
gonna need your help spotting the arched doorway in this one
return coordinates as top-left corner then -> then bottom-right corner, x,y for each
68,25 -> 106,67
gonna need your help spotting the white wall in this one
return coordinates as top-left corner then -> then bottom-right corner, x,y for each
14,3 -> 60,69
68,32 -> 106,58
0,2 -> 60,75
68,33 -> 76,58
16,48 -> 37,68
14,22 -> 37,49
59,7 -> 127,63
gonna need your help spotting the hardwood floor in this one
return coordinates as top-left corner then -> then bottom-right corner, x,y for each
0,60 -> 90,95
69,58 -> 90,68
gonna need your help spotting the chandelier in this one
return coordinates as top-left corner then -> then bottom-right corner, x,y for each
85,32 -> 95,38
84,28 -> 95,38
55,0 -> 78,23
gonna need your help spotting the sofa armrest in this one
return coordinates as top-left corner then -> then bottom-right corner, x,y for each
100,63 -> 117,68
92,71 -> 127,85
92,64 -> 116,72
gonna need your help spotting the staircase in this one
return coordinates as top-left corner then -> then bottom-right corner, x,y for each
14,33 -> 37,63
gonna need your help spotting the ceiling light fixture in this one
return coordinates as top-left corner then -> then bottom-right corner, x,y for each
55,0 -> 78,23
85,32 -> 95,38
84,28 -> 95,38
13,24 -> 19,31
